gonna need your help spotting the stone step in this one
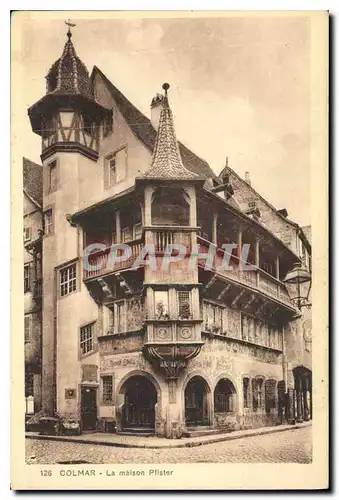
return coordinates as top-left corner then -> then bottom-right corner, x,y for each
185,427 -> 225,438
119,427 -> 155,437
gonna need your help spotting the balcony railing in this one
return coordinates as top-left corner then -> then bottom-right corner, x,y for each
151,227 -> 192,253
83,239 -> 143,280
197,236 -> 293,308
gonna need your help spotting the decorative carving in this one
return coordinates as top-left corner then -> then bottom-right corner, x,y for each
98,278 -> 114,299
179,327 -> 192,339
99,334 -> 144,355
82,364 -> 98,382
160,359 -> 186,379
65,388 -> 76,399
156,327 -> 170,340
100,353 -> 147,372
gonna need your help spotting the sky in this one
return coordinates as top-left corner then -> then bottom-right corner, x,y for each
16,13 -> 311,226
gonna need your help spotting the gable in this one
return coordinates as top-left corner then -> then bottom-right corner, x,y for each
91,66 -> 219,184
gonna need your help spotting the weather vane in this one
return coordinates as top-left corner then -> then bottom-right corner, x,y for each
65,19 -> 76,38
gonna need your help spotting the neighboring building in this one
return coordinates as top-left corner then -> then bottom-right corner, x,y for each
26,27 -> 312,436
23,157 -> 43,412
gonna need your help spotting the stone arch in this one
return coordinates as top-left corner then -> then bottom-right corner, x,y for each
182,372 -> 213,427
213,375 -> 238,413
115,370 -> 162,434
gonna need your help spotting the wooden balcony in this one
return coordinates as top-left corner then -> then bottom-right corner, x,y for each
197,236 -> 295,310
83,238 -> 143,280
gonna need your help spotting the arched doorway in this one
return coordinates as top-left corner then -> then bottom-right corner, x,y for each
185,376 -> 211,426
214,378 -> 237,413
121,375 -> 157,430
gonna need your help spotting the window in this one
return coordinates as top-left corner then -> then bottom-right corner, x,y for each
48,160 -> 58,193
121,227 -> 132,243
134,223 -> 142,240
104,148 -> 127,187
108,156 -> 116,185
103,110 -> 113,138
60,263 -> 77,297
24,265 -> 30,293
102,376 -> 113,404
243,378 -> 251,408
44,209 -> 53,236
265,379 -> 277,413
80,323 -> 94,356
178,291 -> 191,319
203,302 -> 224,334
154,291 -> 169,320
214,379 -> 235,412
252,378 -> 264,411
23,227 -> 31,242
24,315 -> 31,343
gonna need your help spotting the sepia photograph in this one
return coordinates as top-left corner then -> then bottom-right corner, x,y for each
11,10 -> 328,490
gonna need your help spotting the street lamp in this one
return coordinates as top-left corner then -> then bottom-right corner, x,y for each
283,262 -> 312,310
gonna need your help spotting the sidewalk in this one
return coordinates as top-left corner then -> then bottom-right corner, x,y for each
26,421 -> 311,449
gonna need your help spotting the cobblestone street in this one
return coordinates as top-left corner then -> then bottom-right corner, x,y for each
26,426 -> 311,464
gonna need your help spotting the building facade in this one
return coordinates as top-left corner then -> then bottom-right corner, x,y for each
27,28 -> 312,437
23,157 -> 43,413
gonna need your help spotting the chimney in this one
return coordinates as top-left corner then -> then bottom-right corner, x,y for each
150,93 -> 166,131
245,171 -> 251,186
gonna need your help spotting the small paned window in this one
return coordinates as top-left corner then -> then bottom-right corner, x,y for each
80,323 -> 94,356
178,291 -> 191,319
102,376 -> 113,404
60,264 -> 77,297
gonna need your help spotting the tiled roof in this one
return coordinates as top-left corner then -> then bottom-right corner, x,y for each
144,95 -> 199,180
92,66 -> 219,183
23,157 -> 43,207
46,32 -> 94,100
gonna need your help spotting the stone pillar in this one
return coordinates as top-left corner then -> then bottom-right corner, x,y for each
276,255 -> 280,280
237,230 -> 242,260
115,210 -> 121,243
287,388 -> 296,424
165,379 -> 184,439
144,186 -> 154,227
212,212 -> 218,245
296,378 -> 304,423
303,377 -> 310,421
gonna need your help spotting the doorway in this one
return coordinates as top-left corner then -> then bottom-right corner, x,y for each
185,376 -> 210,426
81,387 -> 97,431
122,375 -> 157,429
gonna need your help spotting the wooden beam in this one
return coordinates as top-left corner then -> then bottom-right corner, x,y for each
217,283 -> 231,301
231,289 -> 246,307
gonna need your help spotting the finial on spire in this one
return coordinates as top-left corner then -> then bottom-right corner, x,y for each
225,156 -> 229,168
162,82 -> 170,96
65,19 -> 76,39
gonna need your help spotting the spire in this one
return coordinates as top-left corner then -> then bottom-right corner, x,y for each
45,20 -> 94,100
144,83 -> 199,180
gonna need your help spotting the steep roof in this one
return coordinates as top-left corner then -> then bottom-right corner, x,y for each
91,66 -> 219,183
46,31 -> 94,100
218,163 -> 299,228
144,90 -> 199,180
23,157 -> 43,207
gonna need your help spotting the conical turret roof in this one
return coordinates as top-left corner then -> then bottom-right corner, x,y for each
144,84 -> 199,180
45,30 -> 94,100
